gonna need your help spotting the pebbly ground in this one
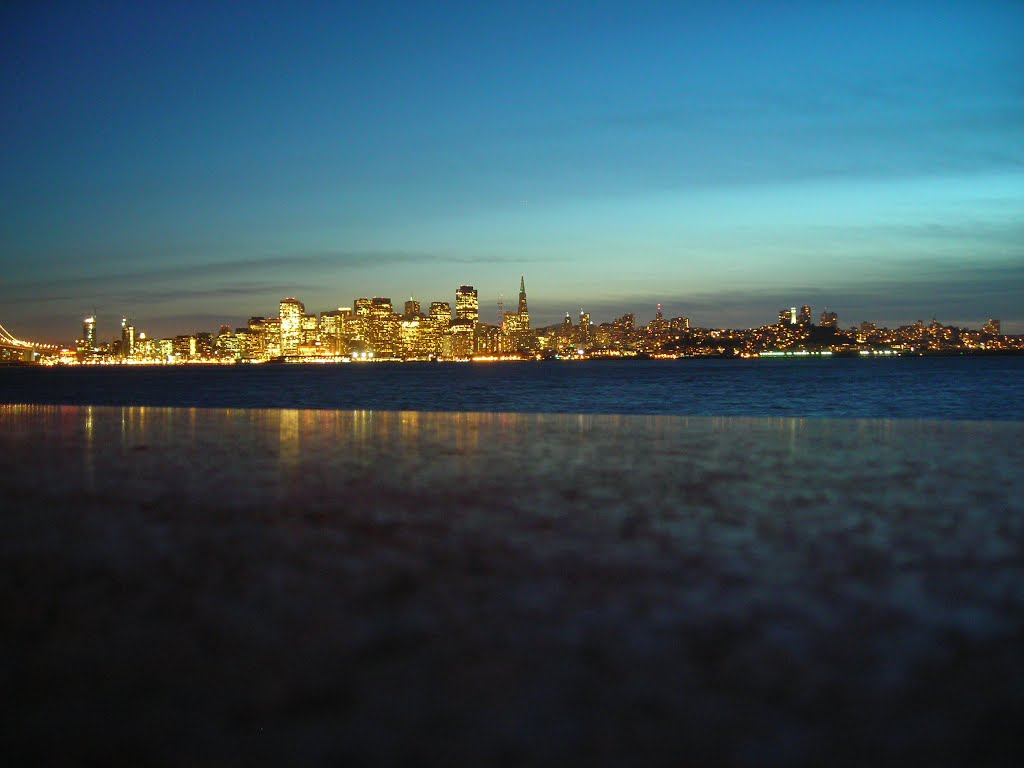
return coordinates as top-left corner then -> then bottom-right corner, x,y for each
1,405 -> 1022,766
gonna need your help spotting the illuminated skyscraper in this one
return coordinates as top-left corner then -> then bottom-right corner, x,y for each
301,314 -> 318,346
135,333 -> 158,360
455,285 -> 479,323
517,276 -> 529,330
820,309 -> 838,328
799,305 -> 812,325
173,335 -> 197,359
429,302 -> 452,355
429,301 -> 451,324
611,313 -> 636,348
247,317 -> 267,359
217,327 -> 239,360
404,299 -> 421,319
649,303 -> 669,340
194,332 -> 215,359
579,310 -> 591,345
120,317 -> 135,358
319,310 -> 343,354
264,318 -> 282,357
367,297 -> 400,356
442,320 -> 475,359
279,298 -> 305,355
83,315 -> 96,350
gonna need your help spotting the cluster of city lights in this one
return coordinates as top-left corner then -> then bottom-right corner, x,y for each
1,279 -> 1017,366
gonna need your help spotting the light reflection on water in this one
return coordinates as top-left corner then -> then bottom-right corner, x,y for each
0,404 -> 1016,507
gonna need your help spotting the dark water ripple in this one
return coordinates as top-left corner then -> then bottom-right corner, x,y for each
1,357 -> 1022,420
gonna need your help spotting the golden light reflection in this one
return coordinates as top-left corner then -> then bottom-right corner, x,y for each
278,409 -> 300,472
0,406 -> 913,505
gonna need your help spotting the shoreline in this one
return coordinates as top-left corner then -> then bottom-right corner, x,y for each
8,346 -> 1024,368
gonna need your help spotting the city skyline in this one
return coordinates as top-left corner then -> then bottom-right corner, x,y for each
2,2 -> 1022,340
20,270 -> 1006,366
41,278 -> 1015,349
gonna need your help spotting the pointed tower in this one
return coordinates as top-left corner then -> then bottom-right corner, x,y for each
518,275 -> 530,330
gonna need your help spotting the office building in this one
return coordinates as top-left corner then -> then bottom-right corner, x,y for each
264,318 -> 282,358
120,317 -> 135,358
368,297 -> 400,356
279,298 -> 305,355
517,276 -> 529,330
194,332 -> 215,359
455,285 -> 479,324
442,320 -> 475,359
578,310 -> 592,345
78,315 -> 98,359
173,335 -> 196,360
301,314 -> 318,346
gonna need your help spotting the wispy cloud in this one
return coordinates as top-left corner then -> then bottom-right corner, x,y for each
537,258 -> 1024,329
1,248 -> 546,298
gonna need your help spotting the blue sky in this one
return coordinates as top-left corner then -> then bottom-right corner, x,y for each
1,0 -> 1021,342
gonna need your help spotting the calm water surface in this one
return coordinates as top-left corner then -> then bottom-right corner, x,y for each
1,357 -> 1021,420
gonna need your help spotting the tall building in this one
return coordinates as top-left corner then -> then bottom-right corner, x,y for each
442,320 -> 475,359
367,297 -> 400,356
983,319 -> 1001,335
404,299 -> 421,319
578,310 -> 592,345
279,298 -> 305,355
798,305 -> 812,325
820,309 -> 838,328
429,302 -> 452,355
429,301 -> 452,324
475,323 -> 502,354
455,285 -> 479,324
319,310 -> 343,354
77,314 -> 98,360
611,313 -> 636,348
502,310 -> 521,344
120,317 -> 135,358
264,318 -> 282,357
517,276 -> 529,330
194,332 -> 215,359
779,309 -> 792,326
301,314 -> 318,346
247,317 -> 267,360
135,333 -> 158,361
217,327 -> 242,360
173,335 -> 197,360
649,303 -> 669,339
83,315 -> 96,350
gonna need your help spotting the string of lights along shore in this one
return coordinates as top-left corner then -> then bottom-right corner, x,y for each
5,275 -> 1017,366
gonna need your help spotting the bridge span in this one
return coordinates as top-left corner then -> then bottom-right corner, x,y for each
0,323 -> 59,363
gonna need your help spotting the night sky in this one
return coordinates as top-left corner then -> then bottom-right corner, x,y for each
2,1 -> 1021,343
